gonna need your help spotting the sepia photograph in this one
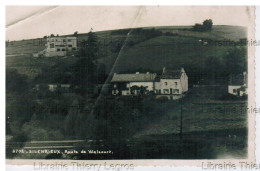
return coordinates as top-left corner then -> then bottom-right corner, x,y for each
5,6 -> 255,163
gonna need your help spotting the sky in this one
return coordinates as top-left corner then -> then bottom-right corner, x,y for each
6,6 -> 253,41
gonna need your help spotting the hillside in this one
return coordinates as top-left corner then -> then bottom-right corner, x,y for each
6,25 -> 246,56
6,25 -> 247,80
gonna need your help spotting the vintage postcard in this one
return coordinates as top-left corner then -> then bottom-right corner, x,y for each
5,6 -> 256,170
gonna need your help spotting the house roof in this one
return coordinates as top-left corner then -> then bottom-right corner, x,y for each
160,68 -> 183,79
111,73 -> 157,82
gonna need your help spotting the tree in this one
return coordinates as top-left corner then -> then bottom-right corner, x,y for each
224,47 -> 247,75
73,31 -> 78,37
6,69 -> 29,93
203,19 -> 213,31
193,19 -> 213,32
193,24 -> 205,32
130,86 -> 148,96
80,31 -> 99,58
72,30 -> 99,94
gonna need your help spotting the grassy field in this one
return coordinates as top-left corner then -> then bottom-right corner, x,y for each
99,35 -> 234,73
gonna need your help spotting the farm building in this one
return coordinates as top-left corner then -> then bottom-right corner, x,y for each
111,72 -> 156,96
111,67 -> 188,100
33,37 -> 77,57
228,72 -> 247,96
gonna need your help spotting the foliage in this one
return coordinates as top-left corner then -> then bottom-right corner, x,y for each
6,68 -> 29,93
203,19 -> 213,31
73,31 -> 78,37
193,19 -> 213,32
130,86 -> 148,96
71,31 -> 99,94
223,47 -> 247,75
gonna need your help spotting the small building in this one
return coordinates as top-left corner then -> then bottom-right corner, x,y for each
33,37 -> 77,57
155,67 -> 188,100
228,72 -> 247,96
45,37 -> 77,57
111,67 -> 188,100
111,72 -> 157,96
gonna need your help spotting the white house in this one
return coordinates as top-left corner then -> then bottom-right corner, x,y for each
33,37 -> 77,57
111,67 -> 188,100
111,72 -> 157,96
155,67 -> 188,100
228,72 -> 247,96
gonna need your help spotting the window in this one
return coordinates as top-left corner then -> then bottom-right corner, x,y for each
57,48 -> 60,52
62,48 -> 66,51
50,43 -> 54,48
233,89 -> 237,93
165,82 -> 167,86
173,89 -> 179,94
175,82 -> 178,85
68,45 -> 72,47
163,89 -> 169,94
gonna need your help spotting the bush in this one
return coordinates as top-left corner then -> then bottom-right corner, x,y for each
156,96 -> 169,103
218,93 -> 243,101
193,19 -> 213,32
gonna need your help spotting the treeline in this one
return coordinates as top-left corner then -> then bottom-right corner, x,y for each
184,47 -> 247,86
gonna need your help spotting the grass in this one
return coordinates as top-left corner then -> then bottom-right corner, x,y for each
126,86 -> 247,159
99,34 -> 234,73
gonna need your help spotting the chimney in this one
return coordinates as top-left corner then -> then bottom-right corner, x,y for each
136,72 -> 139,74
146,72 -> 149,74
